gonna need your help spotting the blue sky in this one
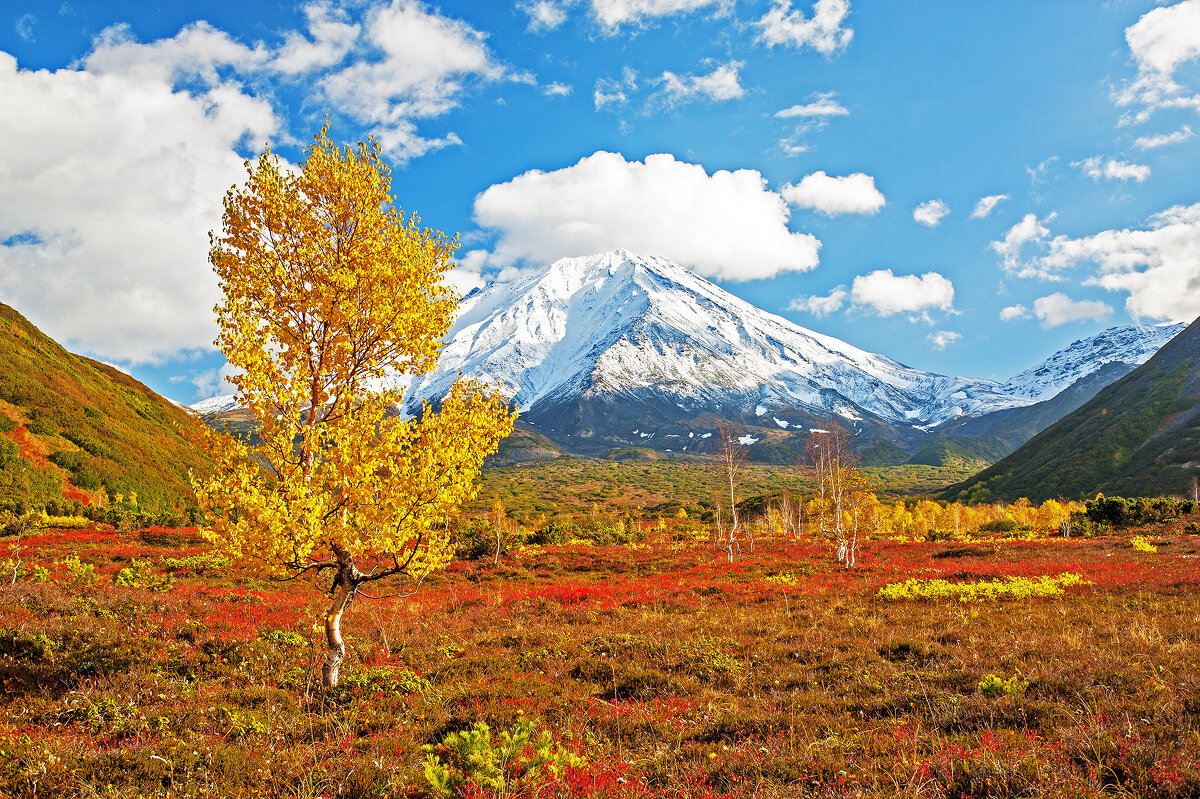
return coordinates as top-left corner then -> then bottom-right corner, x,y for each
2,0 -> 1200,403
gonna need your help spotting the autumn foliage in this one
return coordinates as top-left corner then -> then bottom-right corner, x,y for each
193,128 -> 514,686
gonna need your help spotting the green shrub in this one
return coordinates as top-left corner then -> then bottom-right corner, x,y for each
161,551 -> 232,574
422,718 -> 584,798
112,559 -> 172,591
342,665 -> 430,697
259,629 -> 306,648
58,555 -> 97,584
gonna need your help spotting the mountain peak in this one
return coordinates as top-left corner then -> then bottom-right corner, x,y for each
401,251 -> 1021,427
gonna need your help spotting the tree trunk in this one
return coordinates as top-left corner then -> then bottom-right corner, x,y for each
322,554 -> 360,689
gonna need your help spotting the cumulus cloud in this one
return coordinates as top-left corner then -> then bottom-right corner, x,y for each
775,91 -> 848,119
1033,293 -> 1113,328
1112,0 -> 1200,124
472,151 -> 822,281
271,1 -> 359,73
543,81 -> 572,97
317,0 -> 508,161
0,0 -> 524,365
849,269 -> 955,319
999,304 -> 1030,322
970,194 -> 1009,219
757,0 -> 853,54
591,0 -> 726,30
1134,125 -> 1195,149
520,0 -> 571,33
998,204 -> 1200,323
788,287 -> 848,316
991,213 -> 1057,278
655,61 -> 745,106
927,330 -> 961,350
0,44 -> 277,364
1074,156 -> 1150,182
913,199 -> 950,228
780,171 -> 885,216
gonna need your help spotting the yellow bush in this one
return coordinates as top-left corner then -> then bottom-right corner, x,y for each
877,573 -> 1086,602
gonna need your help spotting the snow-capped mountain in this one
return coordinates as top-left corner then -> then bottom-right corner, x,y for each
192,250 -> 1188,461
399,250 -> 1023,428
999,322 -> 1186,403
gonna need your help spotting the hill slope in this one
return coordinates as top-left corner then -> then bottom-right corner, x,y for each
0,302 -> 207,513
941,316 -> 1200,502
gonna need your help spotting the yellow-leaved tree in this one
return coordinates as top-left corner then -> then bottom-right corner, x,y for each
193,128 -> 515,688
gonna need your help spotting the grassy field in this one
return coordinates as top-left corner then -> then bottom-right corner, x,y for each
469,458 -> 977,519
3,518 -> 1200,798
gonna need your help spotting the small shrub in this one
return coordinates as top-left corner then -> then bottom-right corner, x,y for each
161,551 -> 232,574
2,559 -> 49,583
877,573 -> 1086,602
978,673 -> 1028,699
342,665 -> 431,697
58,555 -> 97,585
422,718 -> 584,798
260,629 -> 306,648
112,559 -> 173,591
1130,535 -> 1157,553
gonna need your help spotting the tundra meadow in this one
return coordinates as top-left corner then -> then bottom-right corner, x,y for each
3,492 -> 1199,798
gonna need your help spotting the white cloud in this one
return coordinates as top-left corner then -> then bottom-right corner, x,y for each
544,81 -> 572,97
271,2 -> 359,74
757,0 -> 853,54
1074,156 -> 1150,182
999,304 -> 1030,322
594,66 -> 638,110
913,199 -> 950,228
849,269 -> 955,319
0,43 -> 278,364
775,92 -> 848,118
1000,204 -> 1200,324
970,193 -> 1009,219
927,330 -> 961,350
15,13 -> 36,42
1113,0 -> 1200,124
778,139 -> 810,157
991,213 -> 1057,278
655,61 -> 745,106
1033,293 -> 1113,328
590,0 -> 726,30
1134,125 -> 1195,149
317,0 -> 507,161
1126,0 -> 1200,74
781,171 -> 885,216
520,0 -> 571,33
190,361 -> 240,400
788,287 -> 848,316
472,150 -> 822,281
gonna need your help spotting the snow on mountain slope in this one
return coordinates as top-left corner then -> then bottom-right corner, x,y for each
1000,322 -> 1186,403
399,251 -> 1025,427
191,252 -> 1186,434
190,393 -> 240,415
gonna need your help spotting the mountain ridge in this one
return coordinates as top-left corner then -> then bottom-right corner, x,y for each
941,315 -> 1200,502
195,250 -> 1185,465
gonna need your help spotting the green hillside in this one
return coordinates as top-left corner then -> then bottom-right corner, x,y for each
941,317 -> 1200,503
0,302 -> 208,515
